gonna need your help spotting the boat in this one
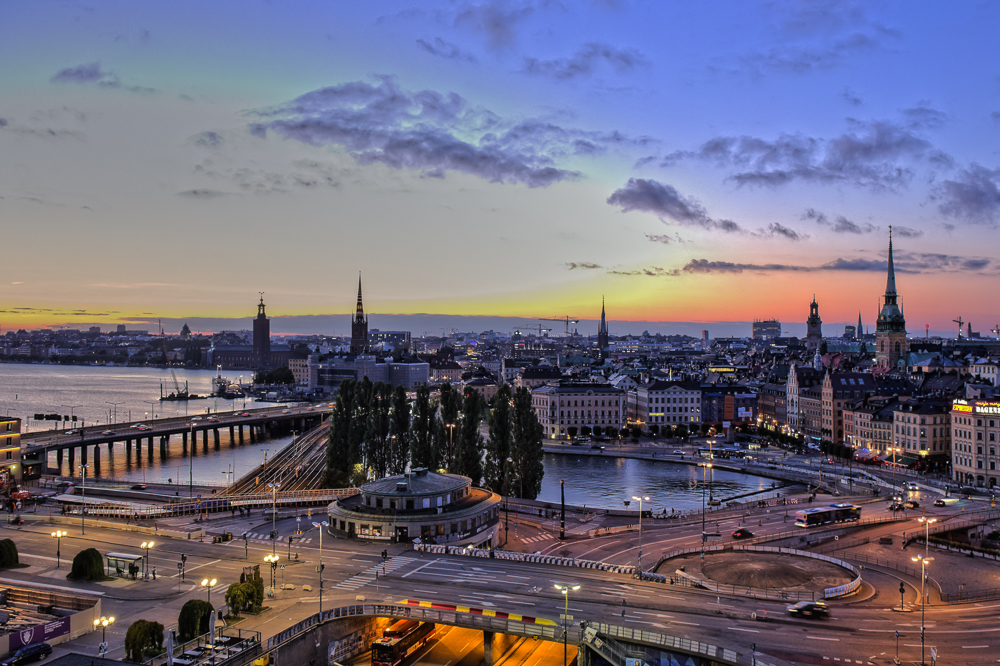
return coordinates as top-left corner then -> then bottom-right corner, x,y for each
160,378 -> 207,401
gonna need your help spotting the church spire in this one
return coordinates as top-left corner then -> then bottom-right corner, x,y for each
885,225 -> 897,298
351,272 -> 369,355
355,273 -> 365,322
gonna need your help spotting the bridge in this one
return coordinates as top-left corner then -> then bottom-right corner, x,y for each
19,404 -> 328,476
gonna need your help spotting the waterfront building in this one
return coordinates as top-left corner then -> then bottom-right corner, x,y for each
875,228 -> 908,368
252,294 -> 270,368
208,296 -> 291,370
369,329 -> 411,353
951,399 -> 1000,487
785,364 -> 822,434
635,379 -> 701,431
532,381 -> 624,439
306,354 -> 429,392
326,468 -> 500,546
0,417 -> 22,484
701,385 -> 757,427
516,365 -> 563,389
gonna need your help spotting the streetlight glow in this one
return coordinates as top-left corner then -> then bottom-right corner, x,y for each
554,583 -> 580,666
631,495 -> 650,572
51,530 -> 66,569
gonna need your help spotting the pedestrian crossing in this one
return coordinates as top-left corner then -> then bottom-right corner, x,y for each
237,532 -> 313,544
334,556 -> 417,590
521,534 -> 553,544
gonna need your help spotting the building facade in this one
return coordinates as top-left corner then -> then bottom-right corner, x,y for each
752,319 -> 781,340
635,379 -> 702,430
532,382 -> 624,439
951,399 -> 1000,487
875,228 -> 908,368
805,298 -> 823,350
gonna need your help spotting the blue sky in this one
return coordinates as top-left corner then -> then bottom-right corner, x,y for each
2,0 -> 999,337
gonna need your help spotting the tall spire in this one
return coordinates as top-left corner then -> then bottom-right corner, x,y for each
355,273 -> 365,321
885,225 -> 897,298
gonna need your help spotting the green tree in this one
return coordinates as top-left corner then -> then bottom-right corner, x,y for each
409,385 -> 435,468
436,383 -> 463,470
484,384 -> 513,492
177,599 -> 215,642
510,386 -> 544,500
124,620 -> 164,662
388,386 -> 411,475
324,379 -> 361,487
0,539 -> 18,568
348,377 -> 374,480
454,388 -> 485,485
648,424 -> 659,438
364,382 -> 392,479
581,425 -> 592,437
224,583 -> 249,618
67,548 -> 106,581
675,424 -> 689,439
567,426 -> 578,439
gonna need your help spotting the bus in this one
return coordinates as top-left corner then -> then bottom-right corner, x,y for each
372,621 -> 436,666
794,502 -> 862,528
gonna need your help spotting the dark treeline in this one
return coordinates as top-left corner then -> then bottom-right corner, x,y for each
323,380 -> 544,499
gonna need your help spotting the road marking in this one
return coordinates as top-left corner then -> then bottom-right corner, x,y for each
809,637 -> 840,641
507,575 -> 530,580
413,589 -> 439,595
401,558 -> 440,578
727,627 -> 759,633
170,559 -> 221,579
672,621 -> 699,626
961,645 -> 989,649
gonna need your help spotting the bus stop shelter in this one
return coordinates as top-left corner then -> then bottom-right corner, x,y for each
106,552 -> 143,577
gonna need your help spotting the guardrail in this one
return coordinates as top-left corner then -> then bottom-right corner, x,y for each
62,488 -> 356,519
412,543 -> 638,575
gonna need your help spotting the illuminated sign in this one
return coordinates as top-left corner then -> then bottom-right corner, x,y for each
953,404 -> 973,413
952,400 -> 1000,415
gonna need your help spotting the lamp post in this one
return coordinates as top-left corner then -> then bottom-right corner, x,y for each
51,530 -> 66,568
93,616 -> 115,655
918,516 -> 937,560
106,401 -> 124,424
267,482 -> 281,554
79,463 -> 89,534
631,495 -> 650,572
201,577 -> 217,604
312,521 -> 328,613
911,555 -> 933,666
61,404 -> 82,430
141,541 -> 154,579
700,462 -> 712,559
889,445 -> 901,496
264,555 -> 279,594
554,583 -> 580,666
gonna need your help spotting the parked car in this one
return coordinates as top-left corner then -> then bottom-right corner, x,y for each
732,528 -> 754,539
787,601 -> 829,618
2,642 -> 52,666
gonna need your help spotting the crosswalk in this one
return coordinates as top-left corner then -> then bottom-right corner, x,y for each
334,556 -> 417,590
237,532 -> 313,544
521,534 -> 553,544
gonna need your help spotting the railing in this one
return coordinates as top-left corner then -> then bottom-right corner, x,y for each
940,586 -> 1000,603
589,622 -> 740,665
63,488 -> 356,519
412,543 -> 638,575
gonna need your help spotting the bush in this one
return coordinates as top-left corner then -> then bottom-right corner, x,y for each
225,568 -> 264,616
0,539 -> 18,568
178,600 -> 215,642
124,620 -> 165,662
68,548 -> 106,581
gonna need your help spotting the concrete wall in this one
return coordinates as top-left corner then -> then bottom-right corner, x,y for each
271,616 -> 390,666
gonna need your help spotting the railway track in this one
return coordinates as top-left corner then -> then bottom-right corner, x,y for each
223,420 -> 330,496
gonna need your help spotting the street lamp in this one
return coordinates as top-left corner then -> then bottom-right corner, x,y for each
554,583 -> 580,666
106,401 -> 124,424
631,495 -> 650,572
79,463 -> 89,534
264,555 -> 279,593
918,517 -> 937,559
51,530 -> 66,568
911,555 -> 934,666
61,404 -> 82,430
141,541 -> 154,579
267,482 -> 281,554
201,577 -> 218,604
700,462 -> 712,559
94,616 -> 115,655
312,521 -> 328,613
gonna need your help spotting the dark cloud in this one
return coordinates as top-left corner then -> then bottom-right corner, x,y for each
0,118 -> 8,127
645,233 -> 683,244
762,222 -> 804,240
416,37 -> 477,62
802,208 -> 875,234
177,189 -> 229,198
606,178 -> 743,232
902,105 -> 948,130
249,77 -> 596,187
992,111 -> 1000,124
842,88 -> 862,106
666,118 -> 945,191
565,262 -> 602,270
50,61 -> 154,93
608,266 -> 679,277
934,164 -> 1000,225
523,43 -> 647,80
453,1 -> 559,50
193,131 -> 222,147
892,225 -> 923,238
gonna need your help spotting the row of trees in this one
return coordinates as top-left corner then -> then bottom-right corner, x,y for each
323,380 -> 545,499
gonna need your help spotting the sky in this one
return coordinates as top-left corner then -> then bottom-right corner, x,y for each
3,0 -> 1000,338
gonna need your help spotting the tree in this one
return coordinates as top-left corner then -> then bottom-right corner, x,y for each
324,379 -> 361,487
436,383 -> 463,470
364,382 -> 392,480
387,385 -> 411,475
484,384 -> 513,492
177,599 -> 215,642
124,620 -> 164,662
67,548 -> 105,581
648,424 -> 659,438
253,367 -> 295,385
619,427 -> 629,439
0,539 -> 18,568
510,386 -> 544,499
629,425 -> 642,440
567,426 -> 578,439
454,388 -> 485,485
224,582 -> 249,618
675,424 -> 689,439
409,385 -> 435,468
700,422 -> 711,436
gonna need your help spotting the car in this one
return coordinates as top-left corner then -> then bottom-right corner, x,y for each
888,502 -> 905,512
137,424 -> 151,431
673,450 -> 685,455
933,498 -> 945,507
732,528 -> 754,539
240,412 -> 251,417
191,416 -> 203,421
281,409 -> 291,414
904,500 -> 919,509
101,430 -> 114,435
206,417 -> 219,423
305,406 -> 314,411
787,601 -> 829,618
130,484 -> 148,490
2,642 -> 53,666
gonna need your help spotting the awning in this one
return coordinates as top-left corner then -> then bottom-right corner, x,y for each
900,457 -> 919,467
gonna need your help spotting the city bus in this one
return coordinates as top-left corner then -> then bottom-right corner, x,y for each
794,502 -> 862,528
372,621 -> 436,666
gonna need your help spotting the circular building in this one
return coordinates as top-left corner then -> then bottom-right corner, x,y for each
327,468 -> 501,547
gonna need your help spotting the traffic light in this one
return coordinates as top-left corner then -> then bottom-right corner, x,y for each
288,536 -> 293,544
270,529 -> 278,540
381,549 -> 388,561
181,553 -> 187,563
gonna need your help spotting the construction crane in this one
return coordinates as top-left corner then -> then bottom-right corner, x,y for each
992,325 -> 1000,338
539,316 -> 579,335
515,324 -> 552,337
953,316 -> 964,339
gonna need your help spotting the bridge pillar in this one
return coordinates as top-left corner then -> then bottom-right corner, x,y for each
80,445 -> 88,466
160,436 -> 168,457
136,438 -> 142,457
56,448 -> 64,471
93,444 -> 101,466
126,439 -> 132,455
249,425 -> 256,443
202,429 -> 209,452
239,425 -> 245,444
229,426 -> 235,447
148,436 -> 155,460
482,631 -> 518,666
107,439 -> 114,454
213,428 -> 221,449
68,447 -> 75,473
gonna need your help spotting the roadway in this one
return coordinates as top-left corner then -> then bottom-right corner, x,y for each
3,487 -> 998,666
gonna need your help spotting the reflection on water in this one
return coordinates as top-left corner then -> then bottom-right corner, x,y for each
538,453 -> 785,512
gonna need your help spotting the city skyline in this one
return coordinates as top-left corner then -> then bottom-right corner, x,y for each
3,1 -> 1000,331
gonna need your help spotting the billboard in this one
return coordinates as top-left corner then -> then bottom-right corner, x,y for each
9,618 -> 71,650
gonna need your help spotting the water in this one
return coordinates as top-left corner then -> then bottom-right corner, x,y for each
538,453 -> 783,512
0,363 -> 295,486
1,364 -> 782,507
